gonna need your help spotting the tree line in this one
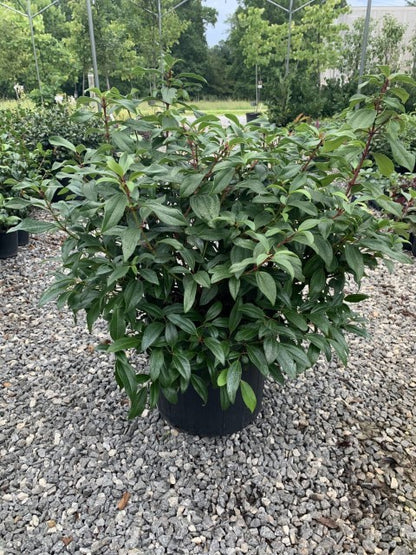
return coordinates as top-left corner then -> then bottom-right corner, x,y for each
0,0 -> 414,122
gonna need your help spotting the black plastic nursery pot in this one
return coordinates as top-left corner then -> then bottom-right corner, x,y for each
18,230 -> 30,246
246,112 -> 260,123
0,230 -> 18,259
403,232 -> 416,256
158,365 -> 265,437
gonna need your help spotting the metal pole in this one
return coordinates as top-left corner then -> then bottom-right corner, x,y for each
285,0 -> 294,78
157,0 -> 164,76
357,0 -> 372,91
255,64 -> 259,110
27,0 -> 43,104
86,0 -> 100,89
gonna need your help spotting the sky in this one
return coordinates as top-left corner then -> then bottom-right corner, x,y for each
204,0 -> 409,46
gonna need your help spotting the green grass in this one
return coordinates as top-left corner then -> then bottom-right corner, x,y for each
0,97 -> 266,119
189,99 -> 265,116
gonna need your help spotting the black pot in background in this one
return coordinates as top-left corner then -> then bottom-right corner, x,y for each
158,365 -> 265,436
0,230 -> 18,259
18,230 -> 30,246
403,232 -> 416,256
246,112 -> 260,123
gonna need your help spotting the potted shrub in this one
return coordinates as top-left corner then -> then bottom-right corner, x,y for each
385,173 -> 416,255
0,193 -> 20,258
362,170 -> 416,255
14,66 -> 414,435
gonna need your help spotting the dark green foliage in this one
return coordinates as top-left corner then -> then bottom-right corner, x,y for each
0,105 -> 103,178
14,66 -> 414,419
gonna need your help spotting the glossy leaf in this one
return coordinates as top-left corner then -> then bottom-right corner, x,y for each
183,275 -> 197,313
102,194 -> 128,232
190,194 -> 221,222
226,360 -> 242,404
240,380 -> 257,413
255,271 -> 276,306
141,322 -> 165,351
204,337 -> 226,365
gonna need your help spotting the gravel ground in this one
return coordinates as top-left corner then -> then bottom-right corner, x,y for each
1,232 -> 416,555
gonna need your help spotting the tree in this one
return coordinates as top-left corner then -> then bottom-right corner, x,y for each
204,42 -> 235,98
0,1 -> 73,97
370,14 -> 406,70
0,9 -> 33,95
171,0 -> 217,86
235,0 -> 348,122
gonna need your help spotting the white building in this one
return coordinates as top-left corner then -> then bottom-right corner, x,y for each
324,5 -> 416,80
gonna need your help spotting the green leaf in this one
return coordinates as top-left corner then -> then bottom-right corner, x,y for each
283,310 -> 308,331
235,326 -> 258,341
204,337 -> 226,365
388,137 -> 415,172
128,388 -> 147,419
149,382 -> 160,409
191,375 -> 208,404
311,235 -> 333,267
210,264 -> 232,283
217,368 -> 228,387
309,267 -> 326,298
255,271 -> 276,306
205,301 -> 223,321
165,322 -> 178,346
228,276 -> 240,300
121,227 -> 141,261
246,345 -> 269,375
180,173 -> 204,197
110,308 -> 126,340
264,336 -> 279,364
348,108 -> 377,131
123,280 -> 144,313
226,360 -> 242,404
373,153 -> 394,177
161,86 -> 177,105
159,238 -> 184,250
166,313 -> 197,335
107,158 -> 124,177
240,380 -> 257,413
13,218 -> 57,234
275,344 -> 297,379
140,268 -> 159,284
298,219 -> 321,232
149,349 -> 164,380
49,135 -> 76,152
183,275 -> 197,313
107,265 -> 129,285
308,312 -> 330,334
102,193 -> 128,232
172,351 -> 191,382
190,195 -> 221,222
344,244 -> 364,281
115,353 -> 137,398
213,168 -> 234,193
141,322 -> 165,351
193,271 -> 211,288
108,337 -> 141,352
145,201 -> 187,226
272,251 -> 296,279
39,277 -> 73,306
86,299 -> 101,332
240,303 -> 264,320
344,293 -> 369,302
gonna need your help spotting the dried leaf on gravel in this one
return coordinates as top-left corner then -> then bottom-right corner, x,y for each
117,492 -> 131,510
315,516 -> 339,529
